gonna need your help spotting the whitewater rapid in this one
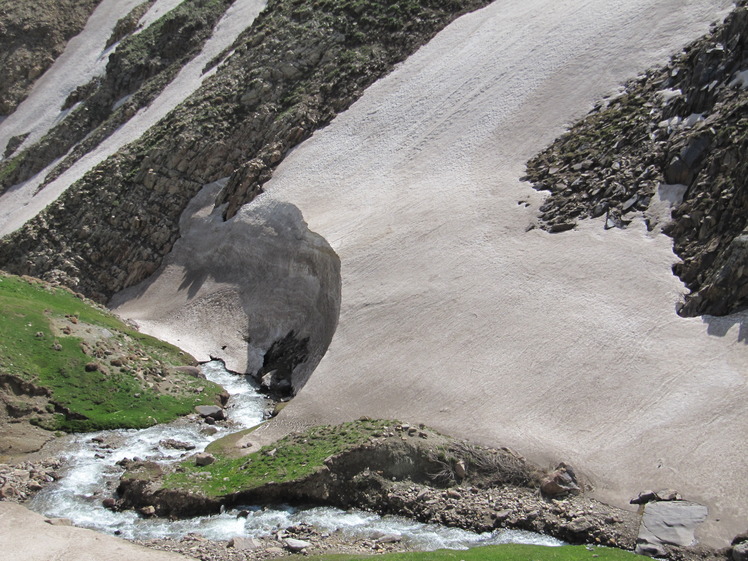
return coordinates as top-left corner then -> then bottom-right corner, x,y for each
28,361 -> 561,549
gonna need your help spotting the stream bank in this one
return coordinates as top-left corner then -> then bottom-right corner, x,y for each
114,420 -> 639,551
0,361 -> 564,558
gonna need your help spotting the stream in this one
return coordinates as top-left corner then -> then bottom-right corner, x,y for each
29,361 -> 562,550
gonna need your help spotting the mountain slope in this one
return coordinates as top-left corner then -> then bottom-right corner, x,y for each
0,0 -> 745,550
236,0 -> 743,548
0,0 -> 102,117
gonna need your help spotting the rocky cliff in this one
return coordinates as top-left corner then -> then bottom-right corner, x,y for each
525,1 -> 747,317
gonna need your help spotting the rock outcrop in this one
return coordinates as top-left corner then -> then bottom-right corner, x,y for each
524,1 -> 748,317
0,0 -> 101,117
114,421 -> 638,549
0,0 -> 234,191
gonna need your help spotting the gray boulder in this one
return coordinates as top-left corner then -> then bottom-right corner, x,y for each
228,537 -> 263,550
194,453 -> 216,467
195,405 -> 225,420
284,538 -> 312,552
636,500 -> 708,557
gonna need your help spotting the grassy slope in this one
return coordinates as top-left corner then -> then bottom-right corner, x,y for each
293,544 -> 644,561
165,419 -> 394,496
0,273 -> 223,431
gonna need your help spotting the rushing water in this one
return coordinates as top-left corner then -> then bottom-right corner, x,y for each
29,361 -> 562,550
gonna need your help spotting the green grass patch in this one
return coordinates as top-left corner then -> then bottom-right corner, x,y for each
0,153 -> 22,186
0,273 -> 224,431
289,544 -> 645,561
204,424 -> 263,458
165,419 -> 394,496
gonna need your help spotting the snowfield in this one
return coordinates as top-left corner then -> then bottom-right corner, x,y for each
247,0 -> 745,546
0,0 -> 745,550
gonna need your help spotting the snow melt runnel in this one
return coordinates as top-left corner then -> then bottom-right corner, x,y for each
0,0 -> 267,238
242,0 -> 745,547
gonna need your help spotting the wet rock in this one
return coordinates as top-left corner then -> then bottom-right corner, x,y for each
160,439 -> 195,451
375,533 -> 403,544
195,405 -> 225,421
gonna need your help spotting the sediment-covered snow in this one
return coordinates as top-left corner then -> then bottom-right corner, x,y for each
232,0 -> 744,547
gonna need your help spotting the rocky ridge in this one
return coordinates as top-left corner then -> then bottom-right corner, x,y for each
0,0 -> 234,192
524,1 -> 748,317
0,0 -> 493,303
0,0 -> 102,118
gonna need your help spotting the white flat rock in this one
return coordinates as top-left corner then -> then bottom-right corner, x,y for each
0,502 -> 192,561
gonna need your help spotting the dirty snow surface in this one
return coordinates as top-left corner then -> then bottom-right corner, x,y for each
2,0 -> 745,549
244,0 -> 745,547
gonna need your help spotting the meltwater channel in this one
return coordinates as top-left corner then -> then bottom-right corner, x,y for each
29,361 -> 562,550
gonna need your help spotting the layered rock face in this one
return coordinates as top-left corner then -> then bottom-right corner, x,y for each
525,1 -> 748,316
0,0 -> 102,117
0,0 -> 234,191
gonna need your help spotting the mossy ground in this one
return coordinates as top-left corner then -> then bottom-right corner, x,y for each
165,419 -> 395,496
0,273 -> 223,431
290,544 -> 645,561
